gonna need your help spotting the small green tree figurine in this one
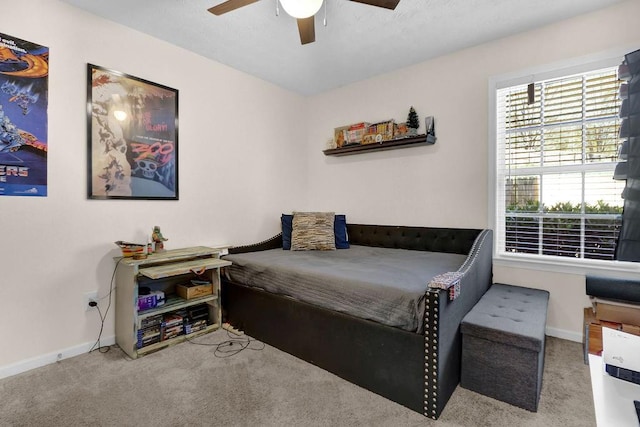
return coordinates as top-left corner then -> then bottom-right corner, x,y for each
406,106 -> 419,134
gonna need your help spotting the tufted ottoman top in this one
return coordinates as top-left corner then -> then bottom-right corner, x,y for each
461,283 -> 549,352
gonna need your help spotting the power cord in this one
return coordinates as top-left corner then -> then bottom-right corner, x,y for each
185,329 -> 265,358
89,258 -> 123,354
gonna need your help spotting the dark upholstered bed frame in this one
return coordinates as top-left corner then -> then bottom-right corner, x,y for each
222,224 -> 493,419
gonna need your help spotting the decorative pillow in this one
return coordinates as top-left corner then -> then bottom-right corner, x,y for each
282,213 -> 349,250
290,211 -> 336,251
333,215 -> 349,249
281,214 -> 294,250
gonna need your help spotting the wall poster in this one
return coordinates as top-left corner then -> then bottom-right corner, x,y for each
0,33 -> 48,197
87,64 -> 178,200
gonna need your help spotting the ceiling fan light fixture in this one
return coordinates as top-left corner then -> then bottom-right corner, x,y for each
279,0 -> 323,19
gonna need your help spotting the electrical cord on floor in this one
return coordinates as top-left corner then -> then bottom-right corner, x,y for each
185,329 -> 265,358
89,258 -> 123,354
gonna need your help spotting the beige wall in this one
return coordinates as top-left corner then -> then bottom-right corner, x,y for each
306,1 -> 640,342
0,0 -> 308,373
2,0 -> 639,377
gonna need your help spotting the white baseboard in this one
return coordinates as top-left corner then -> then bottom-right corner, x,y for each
546,326 -> 582,343
0,335 -> 115,380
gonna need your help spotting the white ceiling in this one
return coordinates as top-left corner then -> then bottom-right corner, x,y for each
61,0 -> 625,95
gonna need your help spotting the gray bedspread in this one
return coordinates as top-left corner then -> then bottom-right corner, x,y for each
223,245 -> 468,332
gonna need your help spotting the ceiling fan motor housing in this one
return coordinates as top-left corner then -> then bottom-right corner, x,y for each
208,0 -> 401,45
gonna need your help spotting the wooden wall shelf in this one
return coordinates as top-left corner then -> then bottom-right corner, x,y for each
323,134 -> 435,157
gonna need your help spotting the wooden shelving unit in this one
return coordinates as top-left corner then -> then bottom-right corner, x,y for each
114,246 -> 231,359
323,134 -> 435,157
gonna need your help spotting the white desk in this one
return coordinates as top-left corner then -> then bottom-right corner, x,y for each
589,354 -> 640,426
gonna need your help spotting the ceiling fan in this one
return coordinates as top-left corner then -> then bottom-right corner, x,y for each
208,0 -> 400,45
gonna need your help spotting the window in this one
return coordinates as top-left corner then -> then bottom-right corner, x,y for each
495,66 -> 624,262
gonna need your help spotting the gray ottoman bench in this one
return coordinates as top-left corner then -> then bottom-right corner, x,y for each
460,283 -> 549,412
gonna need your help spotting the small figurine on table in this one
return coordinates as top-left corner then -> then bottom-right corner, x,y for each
152,226 -> 168,252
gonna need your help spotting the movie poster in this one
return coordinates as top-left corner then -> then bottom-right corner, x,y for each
88,64 -> 178,200
0,33 -> 48,197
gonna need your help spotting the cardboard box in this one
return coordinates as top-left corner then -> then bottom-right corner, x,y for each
595,302 -> 640,325
587,321 -> 602,356
138,294 -> 157,311
587,321 -> 623,355
176,281 -> 213,300
622,323 -> 640,336
584,307 -> 600,357
583,307 -> 623,357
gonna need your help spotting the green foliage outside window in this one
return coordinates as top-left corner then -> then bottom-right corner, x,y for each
505,200 -> 622,260
507,200 -> 623,214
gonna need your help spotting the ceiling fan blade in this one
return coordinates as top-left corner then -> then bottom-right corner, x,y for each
208,0 -> 260,15
297,17 -> 315,45
348,0 -> 400,10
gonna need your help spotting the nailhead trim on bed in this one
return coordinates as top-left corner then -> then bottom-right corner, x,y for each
424,290 -> 439,419
228,233 -> 283,254
457,229 -> 490,274
421,229 -> 491,419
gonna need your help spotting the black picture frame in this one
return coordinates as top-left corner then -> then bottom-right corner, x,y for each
87,64 -> 178,200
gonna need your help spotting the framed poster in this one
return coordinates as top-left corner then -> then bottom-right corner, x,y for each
87,64 -> 178,200
0,33 -> 49,197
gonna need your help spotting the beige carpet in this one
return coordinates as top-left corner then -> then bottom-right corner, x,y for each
0,331 -> 595,426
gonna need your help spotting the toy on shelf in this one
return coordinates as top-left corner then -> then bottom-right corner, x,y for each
152,226 -> 168,252
406,106 -> 420,135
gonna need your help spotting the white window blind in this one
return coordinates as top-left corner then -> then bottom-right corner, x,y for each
496,68 -> 624,261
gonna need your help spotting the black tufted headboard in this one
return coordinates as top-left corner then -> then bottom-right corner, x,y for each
229,223 -> 484,256
346,224 -> 483,255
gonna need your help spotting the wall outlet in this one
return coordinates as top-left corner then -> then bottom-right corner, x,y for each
84,291 -> 98,311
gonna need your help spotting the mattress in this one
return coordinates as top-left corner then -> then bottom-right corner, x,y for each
223,245 -> 468,332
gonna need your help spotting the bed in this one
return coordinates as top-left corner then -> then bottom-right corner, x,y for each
221,223 -> 493,419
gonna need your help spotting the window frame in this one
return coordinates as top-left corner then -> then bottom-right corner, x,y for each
488,51 -> 640,279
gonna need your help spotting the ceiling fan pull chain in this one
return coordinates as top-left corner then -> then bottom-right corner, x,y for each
275,0 -> 280,16
323,0 -> 327,26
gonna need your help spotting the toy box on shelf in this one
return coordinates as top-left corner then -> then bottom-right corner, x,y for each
583,302 -> 640,362
362,120 -> 395,145
334,122 -> 371,147
176,280 -> 214,300
346,122 -> 369,145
